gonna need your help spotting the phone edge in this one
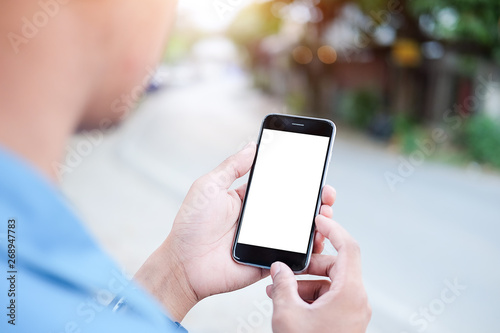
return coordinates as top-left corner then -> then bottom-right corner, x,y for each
231,114 -> 337,273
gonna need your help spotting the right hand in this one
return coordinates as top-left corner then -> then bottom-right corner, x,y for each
266,215 -> 371,333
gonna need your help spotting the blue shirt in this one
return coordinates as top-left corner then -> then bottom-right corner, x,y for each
0,147 -> 187,332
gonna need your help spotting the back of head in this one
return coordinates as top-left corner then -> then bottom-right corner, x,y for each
0,0 -> 177,129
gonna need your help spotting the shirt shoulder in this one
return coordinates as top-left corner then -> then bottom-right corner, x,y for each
0,147 -> 187,332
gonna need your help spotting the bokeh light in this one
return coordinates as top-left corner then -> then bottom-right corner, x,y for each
292,46 -> 313,64
317,45 -> 337,64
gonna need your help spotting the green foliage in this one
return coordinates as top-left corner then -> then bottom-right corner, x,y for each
456,55 -> 479,76
357,0 -> 390,13
340,89 -> 382,129
463,114 -> 500,168
494,46 -> 500,65
227,2 -> 282,49
409,0 -> 500,47
392,114 -> 428,154
400,128 -> 430,154
393,113 -> 417,135
285,92 -> 307,113
163,33 -> 196,63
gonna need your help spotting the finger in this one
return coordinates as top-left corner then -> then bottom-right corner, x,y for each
270,262 -> 302,305
301,253 -> 336,277
235,183 -> 248,201
315,215 -> 362,281
321,185 -> 336,206
297,280 -> 331,302
315,215 -> 354,253
320,205 -> 333,219
312,231 -> 325,254
209,142 -> 256,189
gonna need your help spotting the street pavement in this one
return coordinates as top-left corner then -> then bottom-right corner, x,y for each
61,65 -> 500,333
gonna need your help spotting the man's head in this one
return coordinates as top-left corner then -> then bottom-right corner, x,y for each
0,0 -> 177,129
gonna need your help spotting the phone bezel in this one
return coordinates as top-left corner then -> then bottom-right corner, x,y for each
232,114 -> 336,272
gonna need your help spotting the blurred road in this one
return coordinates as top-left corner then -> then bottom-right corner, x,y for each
62,65 -> 500,333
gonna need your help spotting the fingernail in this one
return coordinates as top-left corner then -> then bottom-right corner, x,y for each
271,262 -> 281,279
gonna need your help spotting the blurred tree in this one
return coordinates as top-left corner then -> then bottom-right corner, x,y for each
226,0 -> 499,117
408,0 -> 500,60
225,0 -> 500,167
228,0 -> 500,64
227,1 -> 282,67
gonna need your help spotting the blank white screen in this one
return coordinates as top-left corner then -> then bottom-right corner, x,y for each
238,129 -> 330,254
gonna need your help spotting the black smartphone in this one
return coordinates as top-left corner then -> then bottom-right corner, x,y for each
232,114 -> 336,272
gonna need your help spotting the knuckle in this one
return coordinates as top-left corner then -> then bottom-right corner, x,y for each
274,282 -> 292,296
222,155 -> 236,170
353,290 -> 371,315
357,291 -> 369,308
217,159 -> 237,183
366,301 -> 373,321
192,175 -> 207,188
346,237 -> 361,254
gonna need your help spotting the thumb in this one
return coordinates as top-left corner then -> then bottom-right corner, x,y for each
209,142 -> 256,189
270,262 -> 300,305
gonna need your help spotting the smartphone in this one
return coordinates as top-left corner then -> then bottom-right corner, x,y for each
232,114 -> 336,272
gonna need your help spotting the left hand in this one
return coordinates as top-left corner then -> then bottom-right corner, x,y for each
135,142 -> 337,322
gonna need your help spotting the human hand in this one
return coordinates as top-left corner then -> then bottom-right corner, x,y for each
267,216 -> 371,333
135,143 -> 336,322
